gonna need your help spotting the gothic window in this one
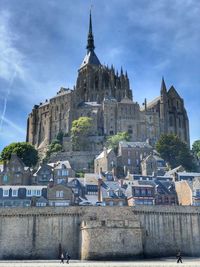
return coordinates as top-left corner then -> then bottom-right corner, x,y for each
179,118 -> 181,128
110,130 -> 114,135
128,125 -> 132,134
169,116 -> 173,127
95,76 -> 99,90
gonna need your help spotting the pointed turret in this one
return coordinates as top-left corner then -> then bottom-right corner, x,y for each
160,77 -> 167,95
120,66 -> 123,76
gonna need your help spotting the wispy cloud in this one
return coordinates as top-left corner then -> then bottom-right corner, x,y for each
0,10 -> 25,82
0,116 -> 26,135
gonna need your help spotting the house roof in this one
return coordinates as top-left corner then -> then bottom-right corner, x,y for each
177,172 -> 200,177
0,185 -> 47,190
119,141 -> 152,149
54,160 -> 72,169
165,165 -> 185,176
101,181 -> 126,199
36,196 -> 48,203
95,148 -> 113,160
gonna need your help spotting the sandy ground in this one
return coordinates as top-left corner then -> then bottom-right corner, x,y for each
0,258 -> 200,267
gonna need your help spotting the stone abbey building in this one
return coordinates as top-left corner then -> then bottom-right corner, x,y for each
26,12 -> 190,150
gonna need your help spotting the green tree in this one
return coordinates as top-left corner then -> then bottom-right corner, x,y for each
46,140 -> 62,158
56,131 -> 64,144
0,142 -> 38,167
71,117 -> 93,151
156,134 -> 196,171
192,140 -> 200,159
106,132 -> 130,153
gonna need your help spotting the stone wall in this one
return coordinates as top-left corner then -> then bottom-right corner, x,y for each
0,206 -> 200,260
0,208 -> 81,260
133,205 -> 200,257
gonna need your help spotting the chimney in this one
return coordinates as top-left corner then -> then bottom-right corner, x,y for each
98,177 -> 103,202
48,178 -> 54,188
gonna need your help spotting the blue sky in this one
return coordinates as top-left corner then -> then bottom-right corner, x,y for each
0,0 -> 200,151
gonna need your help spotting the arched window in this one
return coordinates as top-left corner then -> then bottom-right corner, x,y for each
169,116 -> 173,127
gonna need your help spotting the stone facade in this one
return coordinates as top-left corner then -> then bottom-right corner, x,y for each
141,154 -> 167,176
26,13 -> 190,153
117,141 -> 153,175
47,184 -> 75,206
0,154 -> 32,185
94,148 -> 117,174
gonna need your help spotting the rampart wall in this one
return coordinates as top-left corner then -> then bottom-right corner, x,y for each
0,206 -> 200,260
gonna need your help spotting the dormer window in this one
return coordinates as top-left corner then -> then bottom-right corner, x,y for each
108,189 -> 114,197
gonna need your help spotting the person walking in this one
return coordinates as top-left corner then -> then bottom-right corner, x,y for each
65,251 -> 71,264
176,251 -> 183,263
60,252 -> 64,264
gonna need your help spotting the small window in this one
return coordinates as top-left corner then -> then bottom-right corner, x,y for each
3,175 -> 8,183
12,189 -> 18,197
135,189 -> 140,196
27,189 -> 32,196
62,169 -> 68,176
3,190 -> 9,197
36,190 -> 41,196
56,191 -> 64,198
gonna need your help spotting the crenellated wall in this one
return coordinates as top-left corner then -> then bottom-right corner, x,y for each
0,206 -> 200,260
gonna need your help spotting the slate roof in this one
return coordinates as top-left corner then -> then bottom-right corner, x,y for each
101,181 -> 126,199
54,160 -> 72,169
78,101 -> 101,108
119,141 -> 152,149
80,50 -> 101,68
95,148 -> 112,160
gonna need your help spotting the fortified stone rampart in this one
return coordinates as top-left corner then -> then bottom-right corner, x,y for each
133,205 -> 200,257
0,206 -> 200,260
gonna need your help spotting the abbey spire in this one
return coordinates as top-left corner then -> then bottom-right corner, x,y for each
86,10 -> 95,53
80,10 -> 101,69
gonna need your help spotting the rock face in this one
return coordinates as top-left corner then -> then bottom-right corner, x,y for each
0,206 -> 200,260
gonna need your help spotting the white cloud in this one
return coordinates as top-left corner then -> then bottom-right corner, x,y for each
0,10 -> 25,82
